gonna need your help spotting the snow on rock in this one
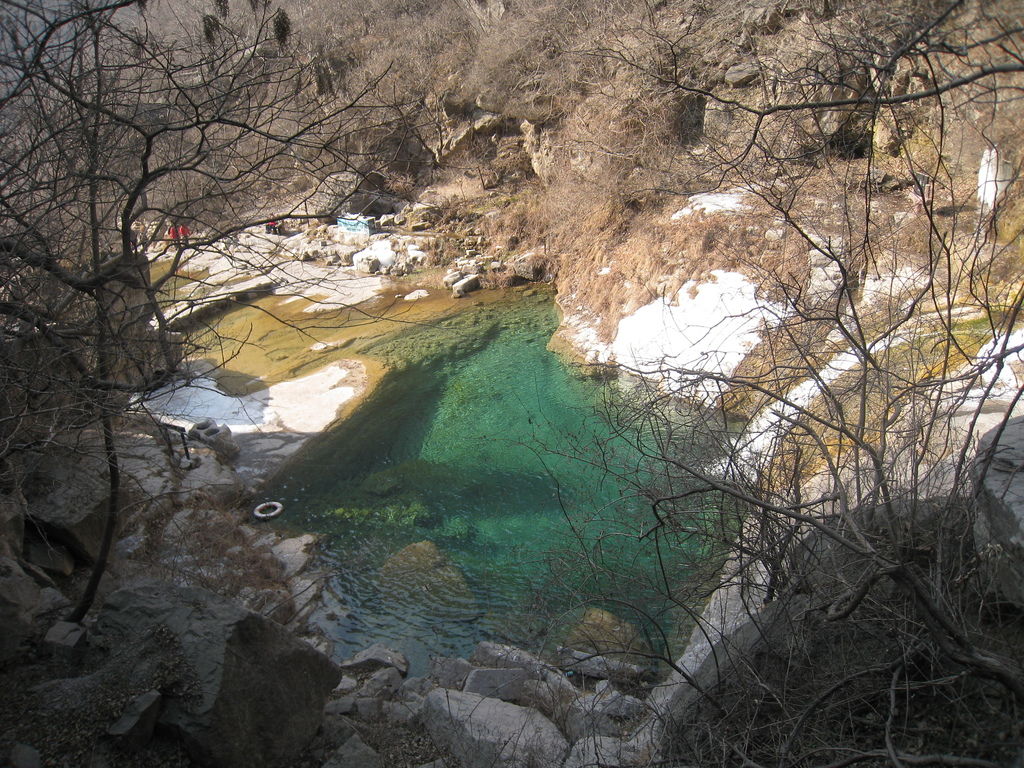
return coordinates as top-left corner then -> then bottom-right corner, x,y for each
671,189 -> 750,220
149,364 -> 359,435
353,239 -> 397,272
611,271 -> 784,387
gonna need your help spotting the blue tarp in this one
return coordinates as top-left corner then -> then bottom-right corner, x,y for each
336,216 -> 373,235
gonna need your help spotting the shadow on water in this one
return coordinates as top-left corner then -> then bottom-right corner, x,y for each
264,288 -> 699,673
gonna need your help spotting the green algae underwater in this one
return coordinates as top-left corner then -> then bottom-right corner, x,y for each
263,287 -> 703,673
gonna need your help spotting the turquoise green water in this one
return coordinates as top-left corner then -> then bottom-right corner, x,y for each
264,289 -> 696,673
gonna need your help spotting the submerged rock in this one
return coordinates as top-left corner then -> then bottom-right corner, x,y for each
379,540 -> 476,610
564,607 -> 650,660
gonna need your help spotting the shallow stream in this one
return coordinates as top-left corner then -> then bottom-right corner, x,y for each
264,288 -> 695,673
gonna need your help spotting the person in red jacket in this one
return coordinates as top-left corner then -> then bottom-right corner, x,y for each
177,223 -> 191,244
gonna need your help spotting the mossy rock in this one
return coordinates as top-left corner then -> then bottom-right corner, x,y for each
379,540 -> 476,611
564,607 -> 650,660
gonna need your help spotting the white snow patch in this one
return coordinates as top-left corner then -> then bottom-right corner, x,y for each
671,189 -> 750,220
353,239 -> 396,271
149,363 -> 359,435
611,270 -> 784,386
598,266 -> 612,276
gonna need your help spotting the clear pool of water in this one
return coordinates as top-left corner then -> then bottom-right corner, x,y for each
264,288 -> 697,673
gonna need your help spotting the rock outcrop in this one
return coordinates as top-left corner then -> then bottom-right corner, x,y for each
95,582 -> 340,768
975,416 -> 1024,606
23,451 -> 110,563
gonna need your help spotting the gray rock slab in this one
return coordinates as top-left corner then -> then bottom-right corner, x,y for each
452,274 -> 480,298
519,672 -> 580,727
558,648 -> 647,683
323,734 -> 381,768
975,416 -> 1024,606
324,696 -> 355,717
423,689 -> 568,768
462,667 -> 529,702
43,621 -> 86,658
339,643 -> 409,676
354,696 -> 383,721
272,534 -> 316,579
430,655 -> 474,689
469,642 -> 548,677
361,666 -> 403,699
334,675 -> 358,695
382,696 -> 424,725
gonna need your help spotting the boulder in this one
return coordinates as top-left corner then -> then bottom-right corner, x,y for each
429,655 -> 474,689
724,62 -> 760,88
469,642 -> 548,676
558,648 -> 647,684
361,666 -> 403,699
563,735 -> 646,768
338,643 -> 409,676
24,537 -> 75,576
566,694 -> 621,743
452,274 -> 480,299
565,691 -> 645,744
323,734 -> 381,768
422,689 -> 569,768
43,620 -> 86,659
975,416 -> 1024,606
324,696 -> 355,716
462,667 -> 530,702
382,696 -> 424,725
107,689 -> 162,751
0,556 -> 42,662
334,675 -> 359,694
519,672 -> 580,729
23,451 -> 110,563
96,583 -> 340,768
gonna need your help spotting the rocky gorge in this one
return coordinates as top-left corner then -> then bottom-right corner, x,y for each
3,0 -> 1024,766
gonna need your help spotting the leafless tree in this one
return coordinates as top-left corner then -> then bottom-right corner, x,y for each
0,0 -> 393,619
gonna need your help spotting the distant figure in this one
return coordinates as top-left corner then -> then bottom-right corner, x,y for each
177,223 -> 191,244
265,220 -> 280,235
167,224 -> 179,241
977,146 -> 1013,213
